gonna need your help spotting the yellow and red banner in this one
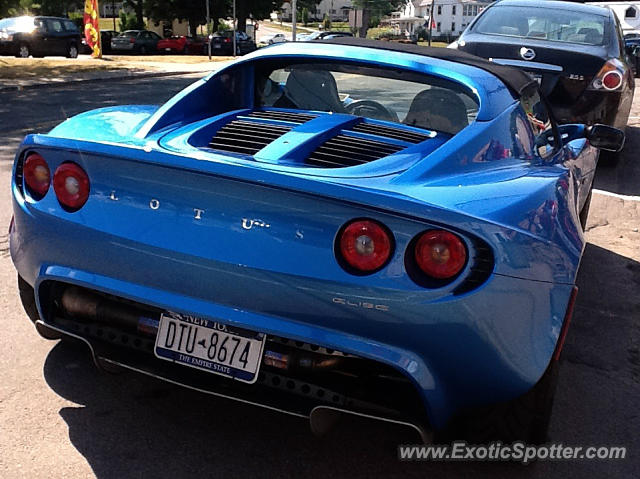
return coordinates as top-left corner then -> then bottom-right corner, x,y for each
84,0 -> 101,58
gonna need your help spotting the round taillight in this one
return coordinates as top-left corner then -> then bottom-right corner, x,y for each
53,162 -> 90,211
602,71 -> 622,90
23,153 -> 50,198
414,230 -> 467,279
338,219 -> 393,274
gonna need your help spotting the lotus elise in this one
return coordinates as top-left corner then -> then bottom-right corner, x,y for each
9,37 -> 624,444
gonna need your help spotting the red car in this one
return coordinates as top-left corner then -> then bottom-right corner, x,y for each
157,35 -> 205,54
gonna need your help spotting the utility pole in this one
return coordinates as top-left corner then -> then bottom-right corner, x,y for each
206,0 -> 211,59
233,0 -> 237,56
428,0 -> 435,46
112,0 -> 116,31
292,0 -> 297,41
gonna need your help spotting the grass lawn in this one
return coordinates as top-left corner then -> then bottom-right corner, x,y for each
265,21 -> 315,33
0,55 -> 231,80
417,41 -> 449,48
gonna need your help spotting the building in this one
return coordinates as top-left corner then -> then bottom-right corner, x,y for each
588,2 -> 640,34
280,0 -> 353,22
383,0 -> 491,38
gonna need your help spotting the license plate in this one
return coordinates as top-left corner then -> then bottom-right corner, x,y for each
214,44 -> 221,48
165,47 -> 171,51
154,312 -> 266,383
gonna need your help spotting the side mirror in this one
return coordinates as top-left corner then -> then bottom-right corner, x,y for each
586,124 -> 625,152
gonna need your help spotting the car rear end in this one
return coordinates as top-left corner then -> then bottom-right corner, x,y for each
457,1 -> 634,128
209,32 -> 233,54
9,45 -> 582,439
111,30 -> 137,52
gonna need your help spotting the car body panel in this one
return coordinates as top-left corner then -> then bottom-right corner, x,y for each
10,41 -> 596,431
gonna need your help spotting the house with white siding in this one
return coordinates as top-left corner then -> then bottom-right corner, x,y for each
383,0 -> 491,38
588,2 -> 640,34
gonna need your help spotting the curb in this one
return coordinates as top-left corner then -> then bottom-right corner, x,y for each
0,69 -> 204,93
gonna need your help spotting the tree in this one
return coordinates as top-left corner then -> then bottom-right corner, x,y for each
234,0 -> 273,33
351,0 -> 404,36
124,0 -> 145,29
301,7 -> 309,26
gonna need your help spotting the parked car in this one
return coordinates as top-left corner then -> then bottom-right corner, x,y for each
157,35 -> 205,54
9,37 -> 624,444
80,29 -> 116,55
207,31 -> 256,55
305,30 -> 353,41
261,33 -> 287,45
111,30 -> 161,54
453,0 -> 634,135
0,15 -> 81,58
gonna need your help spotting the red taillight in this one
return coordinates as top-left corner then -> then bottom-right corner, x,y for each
23,153 -> 51,198
338,219 -> 393,273
589,59 -> 625,91
129,37 -> 135,43
414,230 -> 466,279
53,162 -> 90,211
602,70 -> 622,90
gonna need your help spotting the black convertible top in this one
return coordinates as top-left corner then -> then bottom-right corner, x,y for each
321,37 -> 536,96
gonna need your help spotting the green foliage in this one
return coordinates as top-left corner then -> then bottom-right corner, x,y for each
301,7 -> 309,26
68,10 -> 83,30
366,26 -> 393,39
119,11 -> 141,31
322,13 -> 331,30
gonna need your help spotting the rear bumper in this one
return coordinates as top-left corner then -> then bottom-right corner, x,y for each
551,90 -> 631,129
11,185 -> 575,430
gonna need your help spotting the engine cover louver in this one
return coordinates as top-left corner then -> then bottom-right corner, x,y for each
247,110 -> 318,124
208,120 -> 292,155
351,123 -> 431,144
305,134 -> 404,168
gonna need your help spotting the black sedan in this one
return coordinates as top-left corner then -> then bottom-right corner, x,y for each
207,31 -> 256,55
453,0 -> 634,132
0,16 -> 81,58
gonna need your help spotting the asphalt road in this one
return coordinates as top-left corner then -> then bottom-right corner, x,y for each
0,75 -> 638,478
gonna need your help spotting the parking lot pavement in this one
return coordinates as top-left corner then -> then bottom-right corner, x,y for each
0,75 -> 638,478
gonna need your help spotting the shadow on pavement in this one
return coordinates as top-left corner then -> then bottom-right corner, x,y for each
594,126 -> 640,197
40,243 -> 639,478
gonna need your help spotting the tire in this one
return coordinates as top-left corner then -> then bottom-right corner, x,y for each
579,188 -> 593,231
437,361 -> 559,444
66,43 -> 78,59
16,43 -> 30,58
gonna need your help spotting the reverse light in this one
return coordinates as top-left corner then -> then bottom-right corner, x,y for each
414,230 -> 467,279
337,219 -> 393,274
589,59 -> 625,91
23,153 -> 51,198
53,162 -> 90,211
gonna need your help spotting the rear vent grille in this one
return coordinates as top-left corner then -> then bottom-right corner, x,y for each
352,123 -> 431,144
305,135 -> 404,168
248,110 -> 318,124
208,120 -> 292,156
453,241 -> 494,295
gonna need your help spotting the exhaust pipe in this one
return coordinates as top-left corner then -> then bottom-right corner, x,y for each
60,286 -> 158,336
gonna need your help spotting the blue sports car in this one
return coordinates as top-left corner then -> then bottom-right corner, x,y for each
9,38 -> 624,444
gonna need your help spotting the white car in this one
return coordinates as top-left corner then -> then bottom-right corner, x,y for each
263,33 -> 287,45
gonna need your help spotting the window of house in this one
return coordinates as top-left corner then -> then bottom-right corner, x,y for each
452,22 -> 456,31
437,5 -> 442,15
452,5 -> 456,15
626,6 -> 637,18
437,22 -> 441,32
